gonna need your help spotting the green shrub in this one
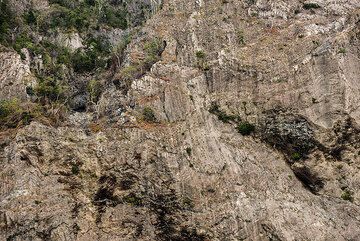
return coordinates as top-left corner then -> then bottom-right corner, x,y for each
209,102 -> 237,123
72,50 -> 96,73
87,79 -> 102,102
142,107 -> 156,123
13,34 -> 44,55
236,30 -> 245,45
102,6 -> 128,29
0,99 -> 40,128
303,3 -> 321,9
41,5 -> 92,32
341,190 -> 354,202
338,48 -> 346,54
186,147 -> 192,156
71,164 -> 80,175
237,122 -> 255,136
143,37 -> 163,68
24,10 -> 37,25
209,102 -> 220,114
0,0 -> 15,44
195,50 -> 205,59
291,152 -> 301,161
72,36 -> 110,73
182,196 -> 194,209
34,76 -> 67,102
123,193 -> 142,206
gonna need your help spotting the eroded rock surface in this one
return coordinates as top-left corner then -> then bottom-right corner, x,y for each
1,0 -> 360,240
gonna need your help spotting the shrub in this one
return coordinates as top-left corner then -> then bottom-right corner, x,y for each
71,164 -> 80,175
341,190 -> 354,202
338,48 -> 346,54
209,102 -> 220,114
0,0 -> 15,44
291,152 -> 301,161
24,10 -> 37,25
41,4 -> 92,32
303,3 -> 321,10
186,147 -> 192,156
102,6 -> 128,29
34,76 -> 67,102
182,196 -> 194,209
209,102 -> 237,123
13,34 -> 37,54
87,79 -> 102,103
72,36 -> 111,73
237,122 -> 255,135
143,37 -> 164,68
142,107 -> 156,123
72,49 -> 96,73
195,50 -> 205,59
0,99 -> 40,128
236,30 -> 245,45
123,193 -> 142,206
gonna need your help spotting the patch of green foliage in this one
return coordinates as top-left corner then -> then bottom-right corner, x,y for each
71,163 -> 80,175
236,30 -> 245,45
291,152 -> 302,161
142,107 -> 157,123
237,122 -> 255,136
102,6 -> 128,29
24,10 -> 38,25
0,0 -> 15,45
338,48 -> 346,54
115,37 -> 163,90
209,102 -> 238,123
182,196 -> 194,209
123,193 -> 143,206
143,37 -> 164,68
186,147 -> 192,156
195,50 -> 209,70
72,36 -> 111,73
341,190 -> 354,202
195,50 -> 205,59
87,79 -> 102,103
0,99 -> 40,128
40,1 -> 129,33
34,76 -> 67,102
303,3 -> 321,10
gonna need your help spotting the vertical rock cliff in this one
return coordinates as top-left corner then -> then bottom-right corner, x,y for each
1,0 -> 360,240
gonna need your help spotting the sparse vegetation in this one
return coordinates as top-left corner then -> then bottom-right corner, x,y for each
195,50 -> 209,70
303,3 -> 321,10
142,107 -> 157,123
0,99 -> 41,129
0,0 -> 15,45
114,37 -> 164,91
186,147 -> 192,156
236,30 -> 245,45
237,122 -> 255,136
71,164 -> 80,175
195,50 -> 205,59
338,48 -> 346,54
182,196 -> 194,209
291,152 -> 302,161
34,76 -> 68,102
123,193 -> 143,206
341,190 -> 354,202
87,79 -> 102,103
209,102 -> 238,123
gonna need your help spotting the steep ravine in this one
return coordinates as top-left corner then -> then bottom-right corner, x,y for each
1,0 -> 360,240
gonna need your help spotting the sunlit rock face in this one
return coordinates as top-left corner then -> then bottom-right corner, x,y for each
1,0 -> 360,240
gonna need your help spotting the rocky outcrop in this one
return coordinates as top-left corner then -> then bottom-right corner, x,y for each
1,0 -> 360,240
0,47 -> 34,100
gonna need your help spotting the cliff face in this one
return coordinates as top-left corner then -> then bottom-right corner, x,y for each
1,0 -> 360,240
